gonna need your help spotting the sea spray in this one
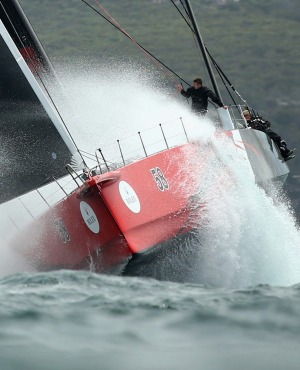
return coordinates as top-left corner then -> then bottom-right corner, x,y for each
0,61 -> 299,287
192,133 -> 300,288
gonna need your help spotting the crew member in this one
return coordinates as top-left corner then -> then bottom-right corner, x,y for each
178,78 -> 227,115
243,110 -> 295,161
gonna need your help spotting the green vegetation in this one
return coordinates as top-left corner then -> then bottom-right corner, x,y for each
19,0 -> 300,206
19,1 -> 299,112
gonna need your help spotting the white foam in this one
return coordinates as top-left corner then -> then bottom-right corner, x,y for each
192,135 -> 300,288
1,60 -> 299,286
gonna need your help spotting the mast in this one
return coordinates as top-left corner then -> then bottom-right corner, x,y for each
183,0 -> 223,102
0,0 -> 85,165
0,1 -> 86,204
0,0 -> 54,75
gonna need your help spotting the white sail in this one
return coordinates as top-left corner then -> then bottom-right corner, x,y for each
0,19 -> 82,160
0,18 -> 84,204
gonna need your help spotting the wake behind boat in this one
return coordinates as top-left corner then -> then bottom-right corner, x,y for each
0,0 -> 291,277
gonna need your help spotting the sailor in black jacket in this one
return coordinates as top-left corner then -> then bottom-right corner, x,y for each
243,110 -> 295,161
178,78 -> 226,114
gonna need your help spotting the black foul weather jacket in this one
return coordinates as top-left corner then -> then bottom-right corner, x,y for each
247,118 -> 281,145
247,118 -> 271,132
181,86 -> 224,113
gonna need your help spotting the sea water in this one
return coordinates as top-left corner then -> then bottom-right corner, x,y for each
0,62 -> 300,369
0,272 -> 299,370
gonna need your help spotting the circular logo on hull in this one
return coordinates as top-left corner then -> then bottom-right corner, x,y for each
80,201 -> 100,234
119,181 -> 141,214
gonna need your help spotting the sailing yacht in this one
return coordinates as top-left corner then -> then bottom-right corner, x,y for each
0,0 -> 290,275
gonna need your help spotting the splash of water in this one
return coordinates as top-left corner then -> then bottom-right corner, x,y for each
1,59 -> 299,286
191,134 -> 300,288
53,58 -> 214,151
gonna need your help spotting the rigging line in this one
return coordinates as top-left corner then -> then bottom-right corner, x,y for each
199,46 -> 236,105
170,0 -> 211,91
212,61 -> 237,106
90,0 -> 174,80
183,7 -> 245,105
170,0 -> 194,33
169,1 -> 221,110
179,0 -> 192,21
36,75 -> 84,163
174,0 -> 244,105
205,47 -> 247,104
1,5 -> 85,164
173,0 -> 211,93
213,63 -> 238,106
82,0 -> 190,86
168,0 -> 217,107
170,0 -> 245,105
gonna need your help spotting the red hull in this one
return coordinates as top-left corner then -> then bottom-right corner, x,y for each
15,187 -> 130,272
13,127 -> 289,273
14,142 -> 206,271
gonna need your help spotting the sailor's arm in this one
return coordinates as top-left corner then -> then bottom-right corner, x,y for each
206,89 -> 227,108
178,84 -> 191,98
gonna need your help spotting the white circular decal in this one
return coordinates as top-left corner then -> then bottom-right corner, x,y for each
80,201 -> 100,234
119,181 -> 141,214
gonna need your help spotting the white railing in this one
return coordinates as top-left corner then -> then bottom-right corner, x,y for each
0,110 -> 249,241
0,175 -> 78,241
80,116 -> 189,174
228,104 -> 248,128
0,117 -> 189,240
